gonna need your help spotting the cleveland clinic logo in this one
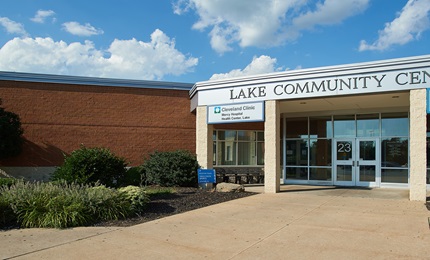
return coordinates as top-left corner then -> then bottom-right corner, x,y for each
214,106 -> 221,114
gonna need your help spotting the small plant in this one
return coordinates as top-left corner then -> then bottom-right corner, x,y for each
51,146 -> 128,187
143,186 -> 175,196
118,186 -> 149,214
141,150 -> 199,187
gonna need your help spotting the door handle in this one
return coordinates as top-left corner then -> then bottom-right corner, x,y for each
352,161 -> 355,167
357,161 -> 360,167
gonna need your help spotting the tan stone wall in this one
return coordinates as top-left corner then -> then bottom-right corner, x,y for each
196,106 -> 213,169
264,100 -> 280,193
409,89 -> 427,201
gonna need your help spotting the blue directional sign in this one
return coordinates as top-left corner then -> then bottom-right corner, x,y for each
198,169 -> 216,183
427,89 -> 430,114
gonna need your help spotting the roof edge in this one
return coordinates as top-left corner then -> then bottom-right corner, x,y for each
0,71 -> 194,91
190,54 -> 430,97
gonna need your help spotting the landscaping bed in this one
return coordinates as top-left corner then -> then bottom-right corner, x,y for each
96,187 -> 257,227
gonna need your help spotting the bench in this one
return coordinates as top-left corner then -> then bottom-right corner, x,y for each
214,167 -> 264,184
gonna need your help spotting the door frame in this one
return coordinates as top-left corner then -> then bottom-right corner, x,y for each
334,139 -> 356,186
355,138 -> 380,187
333,138 -> 380,187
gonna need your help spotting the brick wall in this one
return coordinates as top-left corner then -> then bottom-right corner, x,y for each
0,80 -> 196,167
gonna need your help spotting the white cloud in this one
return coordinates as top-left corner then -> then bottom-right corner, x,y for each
30,10 -> 56,23
293,0 -> 369,29
0,17 -> 28,36
174,0 -> 369,54
0,29 -> 198,80
62,21 -> 104,36
210,55 -> 283,80
359,0 -> 430,51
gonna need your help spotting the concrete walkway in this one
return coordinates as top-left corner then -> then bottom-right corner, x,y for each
1,186 -> 430,259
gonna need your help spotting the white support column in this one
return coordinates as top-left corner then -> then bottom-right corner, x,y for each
264,100 -> 281,193
196,106 -> 213,169
409,89 -> 427,201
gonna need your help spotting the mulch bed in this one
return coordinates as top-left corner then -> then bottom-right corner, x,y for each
96,187 -> 257,227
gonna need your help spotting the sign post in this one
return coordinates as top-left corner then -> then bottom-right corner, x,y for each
198,169 -> 216,190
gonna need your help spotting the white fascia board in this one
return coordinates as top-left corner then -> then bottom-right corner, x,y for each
0,71 -> 194,91
194,55 -> 430,91
191,54 -> 430,106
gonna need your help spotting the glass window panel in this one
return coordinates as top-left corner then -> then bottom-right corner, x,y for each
381,113 -> 408,137
237,131 -> 255,141
213,141 -> 216,165
336,141 -> 353,160
334,115 -> 356,137
336,165 -> 352,181
237,142 -> 256,165
427,136 -> 430,167
257,142 -> 264,165
357,114 -> 379,137
359,165 -> 375,182
381,169 -> 408,183
359,141 -> 376,160
310,139 -> 332,166
213,131 -> 217,141
218,130 -> 236,141
286,117 -> 308,138
381,138 -> 408,168
286,167 -> 308,180
310,168 -> 332,181
310,116 -> 332,138
217,141 -> 236,165
286,140 -> 308,166
257,131 -> 264,141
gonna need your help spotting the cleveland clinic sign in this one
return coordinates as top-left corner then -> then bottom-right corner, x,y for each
195,67 -> 430,107
207,102 -> 264,124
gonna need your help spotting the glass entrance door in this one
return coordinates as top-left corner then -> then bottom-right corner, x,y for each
356,139 -> 379,187
334,139 -> 355,185
334,138 -> 379,186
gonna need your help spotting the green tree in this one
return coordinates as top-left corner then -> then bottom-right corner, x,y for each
0,99 -> 24,159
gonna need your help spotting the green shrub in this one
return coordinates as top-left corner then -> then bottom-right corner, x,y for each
0,195 -> 16,228
118,186 -> 149,214
0,177 -> 17,187
141,150 -> 199,187
122,167 -> 143,187
0,181 -> 133,228
51,146 -> 128,187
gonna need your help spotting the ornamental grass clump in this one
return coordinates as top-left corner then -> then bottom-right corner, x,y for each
0,181 -> 144,229
85,185 -> 132,221
0,181 -> 90,228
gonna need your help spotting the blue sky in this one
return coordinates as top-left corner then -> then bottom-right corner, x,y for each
0,0 -> 429,83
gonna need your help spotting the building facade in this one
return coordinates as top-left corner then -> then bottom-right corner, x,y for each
0,72 -> 196,181
191,55 -> 430,201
